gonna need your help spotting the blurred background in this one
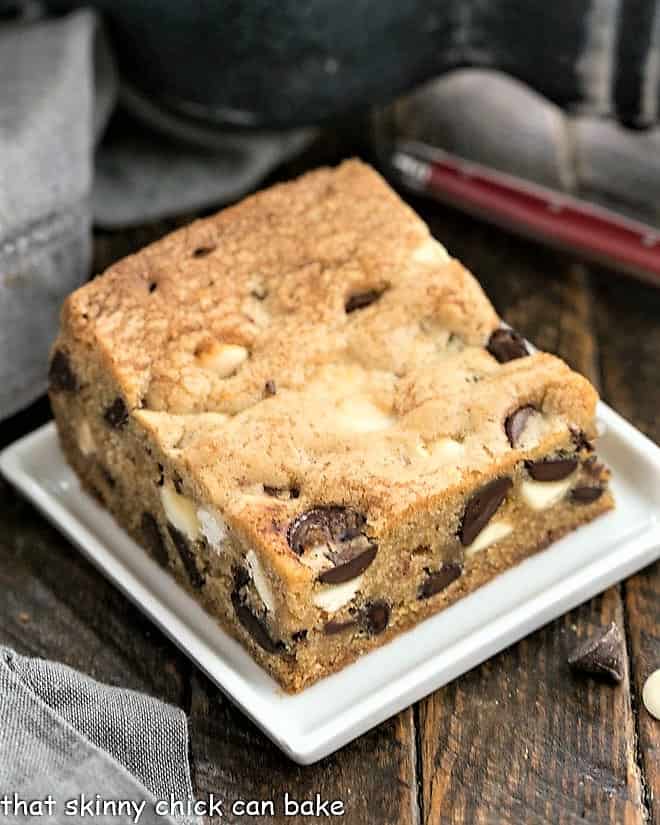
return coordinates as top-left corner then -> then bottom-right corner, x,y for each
2,0 -> 660,426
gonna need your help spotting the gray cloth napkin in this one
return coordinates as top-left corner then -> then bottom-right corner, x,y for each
0,647 -> 199,825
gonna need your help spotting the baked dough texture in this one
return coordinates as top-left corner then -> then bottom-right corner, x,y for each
48,160 -> 613,691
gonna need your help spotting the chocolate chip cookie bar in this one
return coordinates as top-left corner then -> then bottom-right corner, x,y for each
48,160 -> 613,692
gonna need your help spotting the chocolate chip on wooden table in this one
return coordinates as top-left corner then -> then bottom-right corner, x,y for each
568,622 -> 624,683
167,524 -> 205,589
141,512 -> 169,567
48,349 -> 78,392
418,562 -> 463,599
345,288 -> 385,313
526,457 -> 578,481
103,397 -> 128,429
363,600 -> 390,635
287,505 -> 378,583
231,568 -> 284,654
486,328 -> 529,363
459,477 -> 512,546
571,486 -> 604,504
505,405 -> 536,447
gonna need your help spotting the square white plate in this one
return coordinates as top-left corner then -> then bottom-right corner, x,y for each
2,408 -> 660,764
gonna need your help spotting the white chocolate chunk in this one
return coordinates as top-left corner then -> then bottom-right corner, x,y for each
160,484 -> 200,540
418,437 -> 464,461
465,521 -> 513,557
197,507 -> 228,551
77,419 -> 95,456
246,549 -> 275,613
313,575 -> 364,613
196,341 -> 248,377
521,475 -> 575,511
412,237 -> 450,264
643,669 -> 660,719
336,397 -> 395,433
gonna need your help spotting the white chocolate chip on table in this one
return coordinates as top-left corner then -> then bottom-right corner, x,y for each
643,669 -> 660,720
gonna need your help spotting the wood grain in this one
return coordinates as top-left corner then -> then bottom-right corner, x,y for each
188,670 -> 418,825
0,475 -> 187,704
592,270 -> 660,824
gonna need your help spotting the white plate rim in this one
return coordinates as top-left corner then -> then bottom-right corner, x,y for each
1,402 -> 659,764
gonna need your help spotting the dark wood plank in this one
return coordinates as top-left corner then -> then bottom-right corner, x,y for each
188,670 -> 418,825
592,269 -> 660,823
418,590 -> 644,825
413,209 -> 647,824
0,476 -> 187,704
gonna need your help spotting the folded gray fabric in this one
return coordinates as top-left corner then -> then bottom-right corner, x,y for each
0,647 -> 199,825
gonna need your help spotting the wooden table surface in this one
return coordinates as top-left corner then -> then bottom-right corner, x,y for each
1,144 -> 658,825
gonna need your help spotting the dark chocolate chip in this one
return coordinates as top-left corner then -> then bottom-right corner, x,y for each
568,622 -> 624,683
231,569 -> 283,654
192,244 -> 215,258
526,457 -> 578,482
103,397 -> 128,429
363,600 -> 390,635
291,629 -> 308,643
345,288 -> 385,314
505,405 -> 536,447
156,464 -> 164,486
318,542 -> 378,585
141,512 -> 169,567
324,618 -> 357,635
418,562 -> 463,600
173,475 -> 184,495
48,349 -> 78,392
571,486 -> 604,504
486,328 -> 529,363
167,524 -> 205,589
459,477 -> 512,546
148,281 -> 158,293
264,379 -> 277,396
287,505 -> 367,555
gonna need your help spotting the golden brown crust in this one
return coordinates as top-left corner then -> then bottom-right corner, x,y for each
49,160 -> 612,691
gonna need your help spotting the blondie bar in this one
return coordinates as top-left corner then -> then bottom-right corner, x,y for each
49,160 -> 613,691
